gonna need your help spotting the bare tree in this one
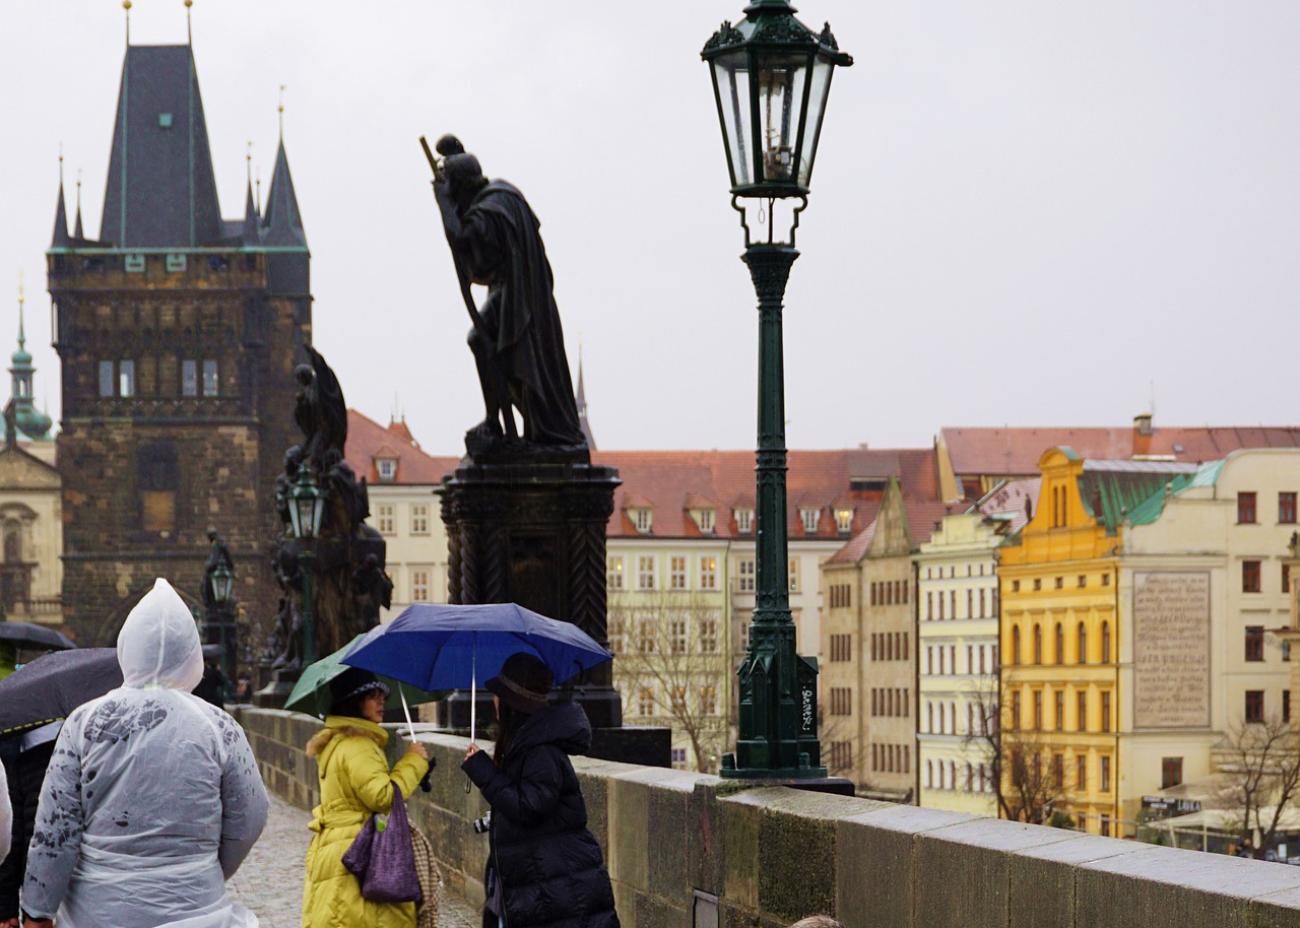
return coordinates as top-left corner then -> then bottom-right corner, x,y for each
964,677 -> 1068,825
612,592 -> 728,772
1216,716 -> 1300,859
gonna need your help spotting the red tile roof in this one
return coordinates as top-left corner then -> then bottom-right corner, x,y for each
941,425 -> 1300,477
345,409 -> 460,486
596,448 -> 943,539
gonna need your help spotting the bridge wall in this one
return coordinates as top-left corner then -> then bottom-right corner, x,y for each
238,708 -> 1300,928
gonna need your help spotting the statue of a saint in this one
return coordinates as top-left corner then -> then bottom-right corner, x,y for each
431,135 -> 585,450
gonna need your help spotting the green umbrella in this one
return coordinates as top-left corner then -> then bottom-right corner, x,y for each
284,633 -> 445,725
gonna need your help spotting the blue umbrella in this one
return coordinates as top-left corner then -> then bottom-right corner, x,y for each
341,603 -> 612,740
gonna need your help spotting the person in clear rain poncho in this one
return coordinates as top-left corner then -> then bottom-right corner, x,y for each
21,578 -> 269,928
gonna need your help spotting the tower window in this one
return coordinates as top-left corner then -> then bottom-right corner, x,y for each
137,441 -> 178,534
98,361 -> 114,398
202,360 -> 219,397
118,360 -> 136,397
182,360 -> 198,397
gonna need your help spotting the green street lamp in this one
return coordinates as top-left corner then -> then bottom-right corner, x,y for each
210,562 -> 234,605
288,464 -> 326,665
703,0 -> 851,779
208,560 -> 236,698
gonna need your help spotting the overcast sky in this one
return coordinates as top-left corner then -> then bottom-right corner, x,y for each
4,2 -> 1299,454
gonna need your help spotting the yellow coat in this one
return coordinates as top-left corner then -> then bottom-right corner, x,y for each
301,716 -> 429,928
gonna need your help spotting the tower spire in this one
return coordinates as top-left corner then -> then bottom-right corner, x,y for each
16,273 -> 24,353
74,168 -> 84,240
185,0 -> 193,45
51,150 -> 70,247
123,0 -> 131,44
575,345 -> 595,449
278,84 -> 286,139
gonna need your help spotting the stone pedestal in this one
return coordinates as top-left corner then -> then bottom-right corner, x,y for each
439,447 -> 622,726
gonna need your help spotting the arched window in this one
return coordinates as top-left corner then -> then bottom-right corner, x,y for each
1012,626 -> 1021,665
965,762 -> 973,792
950,702 -> 957,734
1101,621 -> 1111,663
2,524 -> 21,563
1054,623 -> 1064,665
949,761 -> 957,791
1077,622 -> 1087,665
927,702 -> 934,733
927,760 -> 934,789
1033,624 -> 1043,664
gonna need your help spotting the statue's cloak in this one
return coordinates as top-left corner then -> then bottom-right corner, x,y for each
461,180 -> 584,446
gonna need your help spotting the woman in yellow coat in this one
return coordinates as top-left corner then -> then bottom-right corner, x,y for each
302,668 -> 429,928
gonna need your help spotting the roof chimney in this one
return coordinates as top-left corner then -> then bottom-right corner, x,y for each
1134,412 -> 1153,436
1133,412 -> 1153,457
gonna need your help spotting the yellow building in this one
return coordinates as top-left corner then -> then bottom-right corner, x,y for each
998,448 -> 1194,835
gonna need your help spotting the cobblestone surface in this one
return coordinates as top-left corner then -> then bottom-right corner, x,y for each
228,794 -> 478,928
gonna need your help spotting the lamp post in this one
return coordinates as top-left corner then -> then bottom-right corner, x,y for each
702,0 -> 851,779
208,559 -> 235,699
288,463 -> 326,666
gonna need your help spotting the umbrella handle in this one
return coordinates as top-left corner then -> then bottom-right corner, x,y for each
399,683 -> 417,742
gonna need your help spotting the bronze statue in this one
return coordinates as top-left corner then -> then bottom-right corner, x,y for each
428,134 -> 585,451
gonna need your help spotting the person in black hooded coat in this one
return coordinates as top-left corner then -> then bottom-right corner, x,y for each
462,653 -> 619,928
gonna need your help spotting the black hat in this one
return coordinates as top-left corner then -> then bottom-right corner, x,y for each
485,653 -> 553,715
329,667 -> 389,713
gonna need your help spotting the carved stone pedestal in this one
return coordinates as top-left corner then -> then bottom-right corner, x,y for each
439,447 -> 668,766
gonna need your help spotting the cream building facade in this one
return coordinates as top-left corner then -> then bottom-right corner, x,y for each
343,410 -> 457,622
1122,449 -> 1300,819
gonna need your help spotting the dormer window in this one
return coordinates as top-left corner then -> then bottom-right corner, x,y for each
630,508 -> 653,533
835,508 -> 854,534
692,508 -> 716,534
376,458 -> 398,482
800,507 -> 820,534
735,508 -> 754,533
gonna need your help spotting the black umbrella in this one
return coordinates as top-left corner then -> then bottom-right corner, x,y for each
0,648 -> 122,737
0,621 -> 75,652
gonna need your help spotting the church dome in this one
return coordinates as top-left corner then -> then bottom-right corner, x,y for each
16,404 -> 51,440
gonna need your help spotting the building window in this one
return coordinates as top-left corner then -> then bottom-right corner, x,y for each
118,359 -> 136,397
638,556 -> 656,590
738,558 -> 755,593
966,589 -> 973,618
1246,626 -> 1265,662
137,441 -> 178,534
410,569 -> 430,602
1011,691 -> 1021,729
1101,573 -> 1111,587
1101,622 -> 1111,663
1100,756 -> 1111,792
1077,623 -> 1087,665
700,617 -> 718,654
1077,575 -> 1087,589
1033,624 -> 1042,664
607,556 -> 624,590
638,687 -> 655,717
1101,691 -> 1111,732
1100,815 -> 1111,837
700,556 -> 719,591
735,508 -> 754,533
1285,565 -> 1292,595
1054,623 -> 1064,665
835,508 -> 853,533
696,509 -> 716,533
631,508 -> 653,533
788,557 -> 800,593
202,359 -> 219,397
376,504 -> 395,535
637,618 -> 657,654
608,616 -> 625,655
1161,757 -> 1183,790
1243,560 -> 1261,594
830,687 -> 851,716
1238,491 -> 1257,524
1077,690 -> 1088,731
1055,576 -> 1064,590
800,508 -> 819,534
670,556 -> 688,591
1076,756 -> 1087,791
181,359 -> 198,397
669,617 -> 688,655
1011,625 -> 1020,665
410,504 -> 429,535
1033,690 -> 1043,730
1281,492 -> 1298,525
1052,754 -> 1064,789
1033,578 -> 1042,591
670,748 -> 687,768
1246,690 -> 1265,723
1286,691 -> 1292,724
1055,691 -> 1065,730
376,458 -> 398,482
700,685 -> 718,716
1012,579 -> 1021,593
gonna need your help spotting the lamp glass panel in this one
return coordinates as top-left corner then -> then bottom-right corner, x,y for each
798,57 -> 833,187
756,53 -> 811,185
295,497 -> 316,539
310,496 -> 325,537
713,53 -> 753,187
288,499 -> 303,538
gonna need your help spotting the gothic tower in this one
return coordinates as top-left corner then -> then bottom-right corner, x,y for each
48,41 -> 310,649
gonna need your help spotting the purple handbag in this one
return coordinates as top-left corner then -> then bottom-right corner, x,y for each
342,782 -> 423,904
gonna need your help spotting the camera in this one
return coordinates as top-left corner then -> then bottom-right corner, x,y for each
473,811 -> 492,835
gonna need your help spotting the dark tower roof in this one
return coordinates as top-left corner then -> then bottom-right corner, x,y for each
576,353 -> 595,450
99,45 -> 223,248
261,139 -> 306,247
51,179 -> 70,247
241,179 -> 260,244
